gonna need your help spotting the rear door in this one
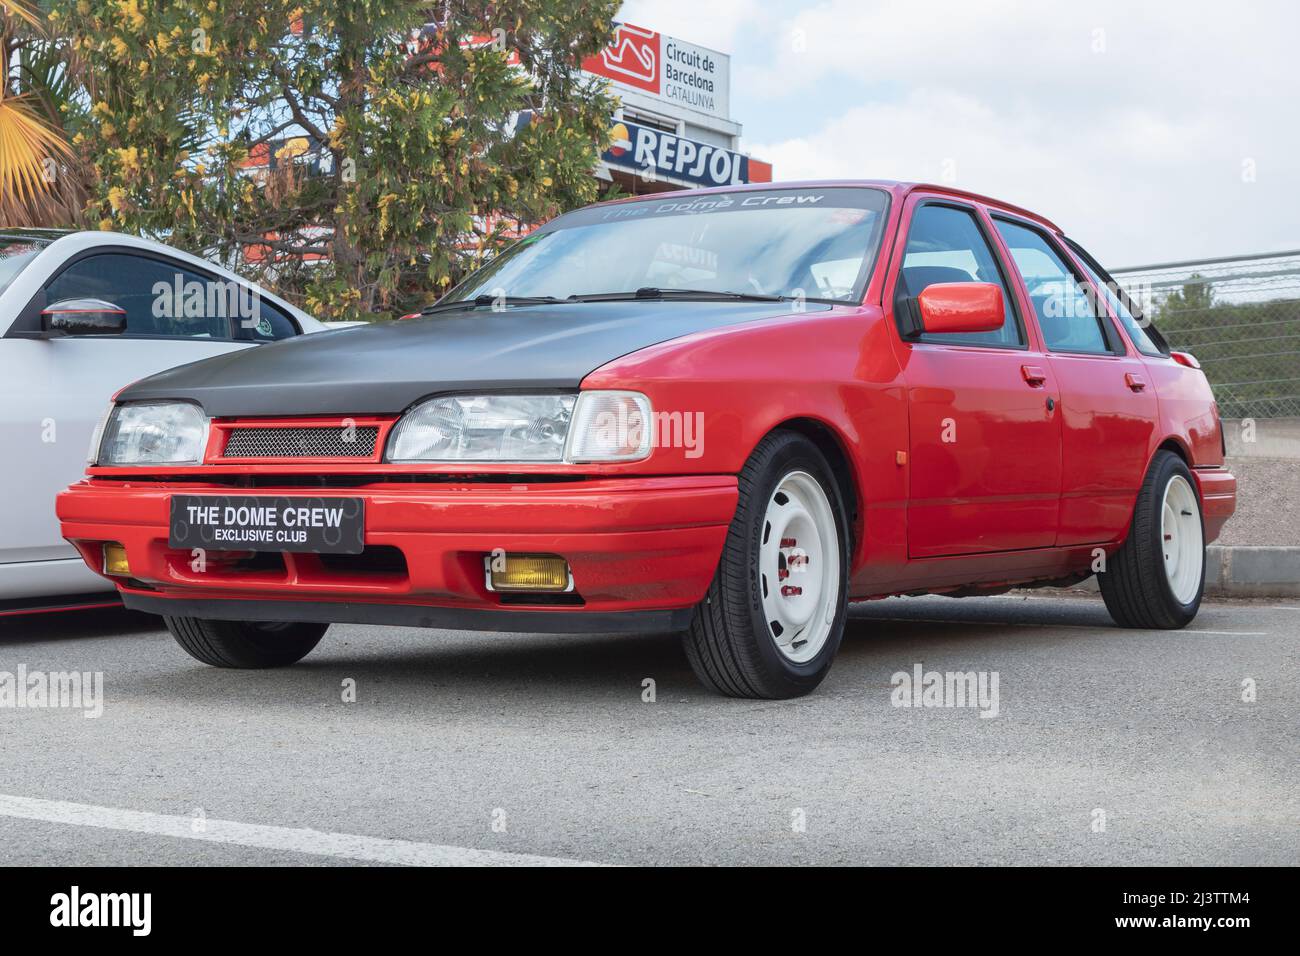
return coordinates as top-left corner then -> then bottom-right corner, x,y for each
889,197 -> 1063,557
990,217 -> 1157,546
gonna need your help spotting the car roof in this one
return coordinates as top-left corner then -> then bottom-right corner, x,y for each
39,230 -> 239,272
585,180 -> 1063,234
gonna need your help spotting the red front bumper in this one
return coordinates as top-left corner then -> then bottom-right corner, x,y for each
57,475 -> 738,628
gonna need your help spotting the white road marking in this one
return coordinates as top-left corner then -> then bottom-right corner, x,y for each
856,616 -> 1267,636
0,794 -> 605,867
861,616 -> 1104,630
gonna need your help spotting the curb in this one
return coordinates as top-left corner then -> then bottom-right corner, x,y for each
1076,546 -> 1300,598
1204,546 -> 1300,598
1222,417 -> 1300,460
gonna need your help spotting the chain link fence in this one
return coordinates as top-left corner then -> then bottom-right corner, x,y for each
1110,250 -> 1300,418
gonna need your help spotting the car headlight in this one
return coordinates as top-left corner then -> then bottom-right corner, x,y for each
96,402 -> 209,466
386,391 -> 653,463
387,394 -> 576,462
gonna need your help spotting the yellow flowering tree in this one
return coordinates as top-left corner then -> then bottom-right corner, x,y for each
59,0 -> 620,320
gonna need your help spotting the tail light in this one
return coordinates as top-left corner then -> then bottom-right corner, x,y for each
1171,351 -> 1201,369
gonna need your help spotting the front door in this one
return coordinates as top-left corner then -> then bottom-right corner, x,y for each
891,200 -> 1063,558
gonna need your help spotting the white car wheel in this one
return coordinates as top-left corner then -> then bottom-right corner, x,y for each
1098,450 -> 1205,629
758,471 -> 841,664
1161,473 -> 1203,605
684,431 -> 850,698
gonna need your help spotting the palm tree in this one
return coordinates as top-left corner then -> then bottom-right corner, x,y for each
1,0 -> 84,226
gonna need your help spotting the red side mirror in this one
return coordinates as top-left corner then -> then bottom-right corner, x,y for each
916,282 -> 1004,335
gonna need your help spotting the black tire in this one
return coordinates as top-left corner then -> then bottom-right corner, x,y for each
164,616 -> 328,668
683,430 -> 851,699
1098,450 -> 1205,629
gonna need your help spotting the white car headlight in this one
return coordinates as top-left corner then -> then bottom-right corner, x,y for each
566,391 -> 652,462
386,391 -> 654,463
387,394 -> 576,462
96,402 -> 209,466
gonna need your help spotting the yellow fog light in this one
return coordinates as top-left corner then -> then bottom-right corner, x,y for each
485,553 -> 571,592
102,542 -> 131,577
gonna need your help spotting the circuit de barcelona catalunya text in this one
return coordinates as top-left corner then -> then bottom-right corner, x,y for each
57,181 -> 1235,699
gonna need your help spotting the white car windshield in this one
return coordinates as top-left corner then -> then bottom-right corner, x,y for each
444,187 -> 890,305
0,237 -> 49,296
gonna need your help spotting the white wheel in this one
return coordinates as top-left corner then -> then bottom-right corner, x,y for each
1098,450 -> 1205,629
758,471 -> 841,664
683,431 -> 850,698
1161,473 -> 1203,605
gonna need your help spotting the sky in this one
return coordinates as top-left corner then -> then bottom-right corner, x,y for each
618,0 -> 1300,268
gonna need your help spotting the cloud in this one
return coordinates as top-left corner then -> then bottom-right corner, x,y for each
616,0 -> 1300,263
617,0 -> 759,53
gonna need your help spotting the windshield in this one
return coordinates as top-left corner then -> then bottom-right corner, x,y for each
0,237 -> 49,296
445,187 -> 889,305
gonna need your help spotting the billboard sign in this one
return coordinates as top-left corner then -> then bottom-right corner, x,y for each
583,22 -> 730,119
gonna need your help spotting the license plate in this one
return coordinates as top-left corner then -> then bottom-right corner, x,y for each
169,495 -> 365,554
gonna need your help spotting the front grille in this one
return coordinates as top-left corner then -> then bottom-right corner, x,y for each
222,426 -> 379,459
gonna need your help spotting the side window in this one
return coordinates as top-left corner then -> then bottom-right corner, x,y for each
1070,244 -> 1166,357
242,298 -> 300,341
993,220 -> 1113,355
44,253 -> 233,340
900,204 -> 1022,347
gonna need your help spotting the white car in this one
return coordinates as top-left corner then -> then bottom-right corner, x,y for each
0,229 -> 324,615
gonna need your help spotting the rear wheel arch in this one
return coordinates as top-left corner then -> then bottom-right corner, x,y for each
1116,437 -> 1196,549
1156,436 -> 1191,466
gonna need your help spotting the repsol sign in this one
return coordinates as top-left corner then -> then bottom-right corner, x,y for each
603,120 -> 751,188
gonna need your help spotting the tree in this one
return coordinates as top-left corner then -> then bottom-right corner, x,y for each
1160,273 -> 1215,314
59,0 -> 620,320
0,0 -> 86,226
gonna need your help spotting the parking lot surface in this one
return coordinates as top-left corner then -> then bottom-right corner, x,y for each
1,594 -> 1296,865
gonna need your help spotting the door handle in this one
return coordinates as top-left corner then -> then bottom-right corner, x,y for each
1125,373 -> 1147,392
1021,364 -> 1047,386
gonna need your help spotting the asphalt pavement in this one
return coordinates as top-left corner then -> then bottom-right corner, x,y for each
1,593 -> 1296,865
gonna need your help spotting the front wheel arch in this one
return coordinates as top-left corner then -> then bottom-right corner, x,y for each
764,416 -> 862,563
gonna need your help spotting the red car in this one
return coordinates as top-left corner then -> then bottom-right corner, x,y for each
57,181 -> 1236,698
